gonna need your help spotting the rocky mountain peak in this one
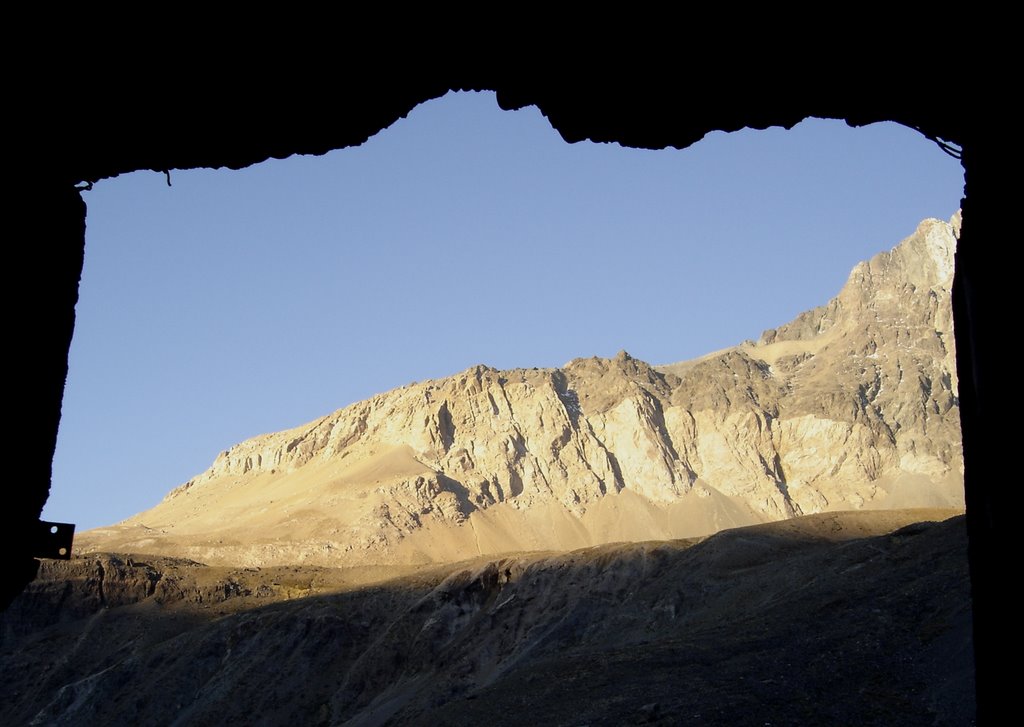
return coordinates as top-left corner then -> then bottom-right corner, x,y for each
78,216 -> 964,568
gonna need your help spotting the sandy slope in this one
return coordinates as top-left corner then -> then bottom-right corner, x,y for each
78,463 -> 963,569
76,476 -> 771,567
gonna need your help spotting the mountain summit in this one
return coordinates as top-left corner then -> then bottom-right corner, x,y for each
80,215 -> 964,566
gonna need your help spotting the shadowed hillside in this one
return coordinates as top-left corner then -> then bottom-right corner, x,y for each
2,511 -> 971,725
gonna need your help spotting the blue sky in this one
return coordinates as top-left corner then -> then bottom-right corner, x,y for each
46,91 -> 965,531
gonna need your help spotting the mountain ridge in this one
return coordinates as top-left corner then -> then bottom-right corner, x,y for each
78,215 -> 964,567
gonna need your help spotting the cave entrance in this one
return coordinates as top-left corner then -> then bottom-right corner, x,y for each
45,90 -> 965,534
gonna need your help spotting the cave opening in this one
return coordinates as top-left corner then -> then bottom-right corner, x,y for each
44,90 -> 965,537
7,66 -> 994,719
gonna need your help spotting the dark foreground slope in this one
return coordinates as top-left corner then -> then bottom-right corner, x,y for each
1,511 -> 972,726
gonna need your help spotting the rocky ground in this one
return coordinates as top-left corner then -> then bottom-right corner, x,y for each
2,510 -> 973,725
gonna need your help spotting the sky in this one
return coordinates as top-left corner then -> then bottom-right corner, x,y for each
46,91 -> 965,531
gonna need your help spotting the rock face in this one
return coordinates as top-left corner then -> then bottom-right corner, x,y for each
79,216 -> 964,566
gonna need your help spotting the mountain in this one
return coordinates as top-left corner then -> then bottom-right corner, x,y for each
77,215 -> 964,567
4,216 -> 973,725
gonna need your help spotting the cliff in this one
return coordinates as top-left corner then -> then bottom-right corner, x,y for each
78,215 -> 964,566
